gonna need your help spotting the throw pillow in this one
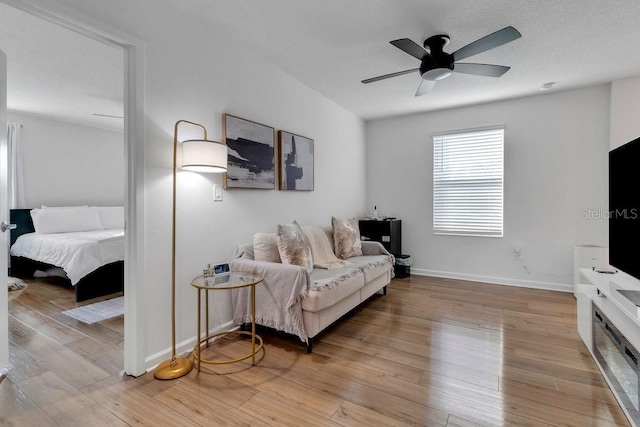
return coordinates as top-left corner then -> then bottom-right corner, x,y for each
332,217 -> 363,259
277,221 -> 313,273
253,233 -> 281,263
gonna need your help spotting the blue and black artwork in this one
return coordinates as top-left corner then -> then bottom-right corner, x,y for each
279,131 -> 314,191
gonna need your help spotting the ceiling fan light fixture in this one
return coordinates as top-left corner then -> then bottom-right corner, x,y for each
362,26 -> 521,97
422,68 -> 452,81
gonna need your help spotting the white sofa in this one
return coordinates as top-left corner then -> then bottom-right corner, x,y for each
231,230 -> 394,353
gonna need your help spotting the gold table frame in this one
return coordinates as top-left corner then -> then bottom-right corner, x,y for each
191,272 -> 264,369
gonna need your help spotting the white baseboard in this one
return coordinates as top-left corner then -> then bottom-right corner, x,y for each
410,268 -> 573,293
145,320 -> 237,373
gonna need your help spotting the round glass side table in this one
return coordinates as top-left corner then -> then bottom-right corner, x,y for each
191,271 -> 264,370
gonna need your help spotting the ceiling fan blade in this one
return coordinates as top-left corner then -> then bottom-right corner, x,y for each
390,39 -> 428,60
454,63 -> 511,77
361,68 -> 419,84
415,80 -> 435,97
451,26 -> 521,62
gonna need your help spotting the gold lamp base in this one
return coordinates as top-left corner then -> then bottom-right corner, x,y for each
154,356 -> 193,380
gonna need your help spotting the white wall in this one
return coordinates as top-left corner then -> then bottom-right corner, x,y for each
610,76 -> 640,150
6,112 -> 124,207
366,86 -> 611,291
34,0 -> 366,367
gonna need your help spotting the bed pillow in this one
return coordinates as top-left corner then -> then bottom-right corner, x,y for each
253,233 -> 281,263
97,206 -> 125,229
41,205 -> 89,210
30,206 -> 103,234
277,221 -> 313,273
332,217 -> 363,259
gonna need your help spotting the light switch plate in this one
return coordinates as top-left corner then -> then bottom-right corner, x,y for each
214,184 -> 223,201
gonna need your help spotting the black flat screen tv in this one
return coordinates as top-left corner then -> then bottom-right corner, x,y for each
610,136 -> 640,280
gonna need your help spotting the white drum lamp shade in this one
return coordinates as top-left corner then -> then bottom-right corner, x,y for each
182,139 -> 228,173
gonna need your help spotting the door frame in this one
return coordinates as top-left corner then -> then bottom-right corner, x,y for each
1,49 -> 8,371
1,0 -> 147,376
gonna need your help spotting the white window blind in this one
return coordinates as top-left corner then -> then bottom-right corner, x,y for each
433,127 -> 504,237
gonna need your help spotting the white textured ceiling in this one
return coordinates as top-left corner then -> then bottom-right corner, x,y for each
2,1 -> 640,128
0,3 -> 123,132
166,0 -> 640,120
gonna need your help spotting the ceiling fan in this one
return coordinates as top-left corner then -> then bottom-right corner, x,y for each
362,26 -> 522,96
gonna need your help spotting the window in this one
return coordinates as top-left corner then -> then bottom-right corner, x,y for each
433,127 -> 504,237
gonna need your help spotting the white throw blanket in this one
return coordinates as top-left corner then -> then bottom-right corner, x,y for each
302,225 -> 351,270
231,253 -> 309,343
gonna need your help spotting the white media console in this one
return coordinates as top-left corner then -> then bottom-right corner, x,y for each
573,245 -> 609,296
577,268 -> 640,426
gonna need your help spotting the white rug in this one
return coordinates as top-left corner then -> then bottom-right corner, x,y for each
62,296 -> 124,324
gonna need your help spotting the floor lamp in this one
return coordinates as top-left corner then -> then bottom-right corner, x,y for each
154,120 -> 228,380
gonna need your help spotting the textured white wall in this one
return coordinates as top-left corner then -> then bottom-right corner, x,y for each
7,112 -> 124,207
610,76 -> 640,150
1,49 -> 9,371
366,86 -> 610,291
31,0 -> 367,364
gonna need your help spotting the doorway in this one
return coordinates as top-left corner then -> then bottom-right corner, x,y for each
0,0 -> 145,376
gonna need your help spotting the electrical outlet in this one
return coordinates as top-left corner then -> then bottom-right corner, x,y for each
513,245 -> 521,257
213,184 -> 223,202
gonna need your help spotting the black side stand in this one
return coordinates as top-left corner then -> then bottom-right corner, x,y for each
306,338 -> 313,354
383,285 -> 388,296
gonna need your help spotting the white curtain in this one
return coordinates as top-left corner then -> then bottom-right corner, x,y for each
7,122 -> 25,209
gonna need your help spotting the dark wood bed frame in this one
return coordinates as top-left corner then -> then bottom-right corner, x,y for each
9,209 -> 124,302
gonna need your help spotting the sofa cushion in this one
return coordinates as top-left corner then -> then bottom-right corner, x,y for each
253,233 -> 281,263
332,217 -> 363,259
348,255 -> 393,282
302,267 -> 364,312
277,221 -> 313,273
235,243 -> 255,260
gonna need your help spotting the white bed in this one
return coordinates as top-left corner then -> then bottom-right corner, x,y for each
10,229 -> 125,285
10,206 -> 126,302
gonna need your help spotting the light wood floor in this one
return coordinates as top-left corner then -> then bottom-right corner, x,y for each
1,275 -> 629,426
